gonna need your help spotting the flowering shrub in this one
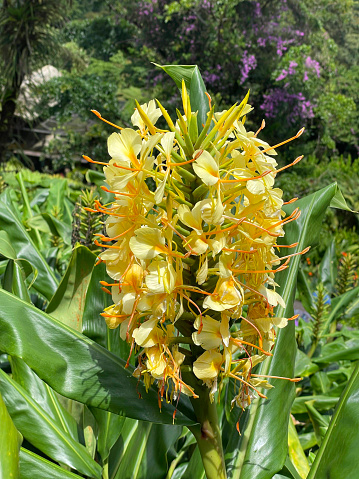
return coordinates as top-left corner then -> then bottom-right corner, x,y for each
85,84 -> 306,413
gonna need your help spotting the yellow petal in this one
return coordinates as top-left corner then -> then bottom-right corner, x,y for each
193,150 -> 219,185
129,227 -> 166,260
193,350 -> 223,380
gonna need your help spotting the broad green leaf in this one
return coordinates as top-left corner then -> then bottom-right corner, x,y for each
155,64 -> 209,130
0,289 -> 196,425
318,240 -> 337,294
292,396 -> 338,414
19,448 -> 83,479
0,369 -> 101,478
0,189 -> 58,299
299,432 -> 317,451
46,246 -> 97,331
297,268 -> 314,312
3,260 -> 31,302
321,286 -> 359,336
329,186 -> 353,211
0,230 -> 17,259
27,213 -> 72,245
312,338 -> 359,364
225,183 -> 340,479
90,407 -> 125,463
46,178 -> 68,217
109,419 -> 181,479
305,402 -> 330,446
10,357 -> 79,442
82,260 -> 131,359
288,418 -> 310,479
182,446 -> 205,479
0,392 -> 22,479
294,349 -> 319,377
307,361 -> 359,479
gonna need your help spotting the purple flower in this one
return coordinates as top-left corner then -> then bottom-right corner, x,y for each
276,69 -> 288,81
305,56 -> 320,77
240,50 -> 257,84
303,71 -> 309,81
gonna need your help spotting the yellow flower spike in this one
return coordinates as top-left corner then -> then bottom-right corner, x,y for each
90,85 -> 306,413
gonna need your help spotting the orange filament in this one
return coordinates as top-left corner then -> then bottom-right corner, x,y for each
270,246 -> 310,263
275,242 -> 299,249
205,91 -> 212,110
100,185 -> 136,197
228,372 -> 267,398
91,110 -> 124,130
254,119 -> 265,138
254,127 -> 305,157
101,287 -> 112,295
231,338 -> 272,356
113,163 -> 139,172
223,247 -> 258,254
251,374 -> 301,382
240,316 -> 263,348
283,197 -> 298,205
220,169 -> 272,184
83,155 -> 108,166
276,155 -> 303,173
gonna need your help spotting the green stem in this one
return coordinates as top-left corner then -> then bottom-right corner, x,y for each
188,387 -> 227,479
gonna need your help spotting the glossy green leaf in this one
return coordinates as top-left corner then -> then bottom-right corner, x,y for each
312,338 -> 359,364
297,268 -> 314,312
305,402 -> 329,446
91,407 -> 125,463
329,186 -> 353,211
0,289 -> 196,425
0,369 -> 101,478
0,392 -> 22,479
292,396 -> 338,414
109,419 -> 181,479
307,361 -> 359,479
27,213 -> 72,245
318,240 -> 337,294
46,178 -> 69,217
155,64 -> 209,130
19,448 -> 83,479
294,349 -> 319,377
225,183 -> 341,479
182,446 -> 205,479
82,260 -> 131,359
288,419 -> 310,479
3,260 -> 31,302
0,189 -> 58,299
0,230 -> 17,259
46,246 -> 97,331
10,357 -> 79,442
321,286 -> 359,336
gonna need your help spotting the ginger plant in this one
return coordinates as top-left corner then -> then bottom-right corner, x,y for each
85,81 -> 305,478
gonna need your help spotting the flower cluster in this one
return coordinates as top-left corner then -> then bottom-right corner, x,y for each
86,84 -> 304,411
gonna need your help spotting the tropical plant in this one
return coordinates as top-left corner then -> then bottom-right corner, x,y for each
0,64 -> 358,479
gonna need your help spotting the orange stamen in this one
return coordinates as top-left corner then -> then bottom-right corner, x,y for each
91,110 -> 124,130
251,374 -> 302,382
254,128 -> 305,157
276,156 -> 303,173
220,169 -> 272,184
83,155 -> 108,166
283,197 -> 298,205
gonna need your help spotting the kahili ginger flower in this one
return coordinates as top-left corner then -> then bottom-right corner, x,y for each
86,83 -> 304,414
